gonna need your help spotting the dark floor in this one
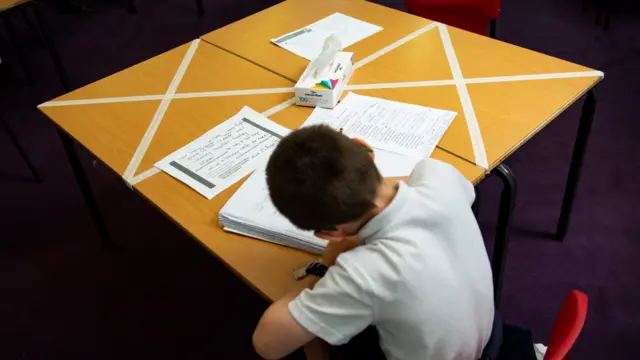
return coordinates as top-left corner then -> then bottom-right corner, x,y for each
1,0 -> 639,359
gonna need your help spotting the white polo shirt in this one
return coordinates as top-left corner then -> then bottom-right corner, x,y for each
289,158 -> 494,360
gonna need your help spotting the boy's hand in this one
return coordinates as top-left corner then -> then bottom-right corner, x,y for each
385,176 -> 408,184
314,233 -> 360,266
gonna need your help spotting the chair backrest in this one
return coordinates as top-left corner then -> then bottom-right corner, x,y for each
405,0 -> 501,18
404,0 -> 500,36
544,290 -> 589,360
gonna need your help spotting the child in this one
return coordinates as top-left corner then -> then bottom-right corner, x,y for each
252,125 -> 494,360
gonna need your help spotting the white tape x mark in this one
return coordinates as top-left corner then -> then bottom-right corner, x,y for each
122,39 -> 200,184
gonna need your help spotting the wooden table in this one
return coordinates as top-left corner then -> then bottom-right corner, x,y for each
201,0 -> 602,169
39,40 -> 485,303
201,0 -> 604,306
0,0 -> 30,11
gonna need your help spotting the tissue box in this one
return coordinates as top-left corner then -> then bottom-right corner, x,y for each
294,52 -> 354,109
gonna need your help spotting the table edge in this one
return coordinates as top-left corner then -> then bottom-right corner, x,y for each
488,76 -> 603,170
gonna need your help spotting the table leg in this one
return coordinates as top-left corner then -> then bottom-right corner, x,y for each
34,2 -> 113,250
21,7 -> 44,49
488,19 -> 497,39
472,186 -> 482,220
303,338 -> 330,360
0,114 -> 41,183
57,129 -> 116,250
32,1 -> 70,92
490,164 -> 516,309
196,0 -> 204,16
1,12 -> 34,85
127,0 -> 137,14
556,89 -> 597,240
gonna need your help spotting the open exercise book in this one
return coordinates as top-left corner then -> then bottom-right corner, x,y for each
219,93 -> 457,254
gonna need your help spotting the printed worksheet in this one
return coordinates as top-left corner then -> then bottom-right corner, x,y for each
302,106 -> 419,177
271,13 -> 383,60
330,93 -> 456,158
155,107 -> 290,200
303,96 -> 456,175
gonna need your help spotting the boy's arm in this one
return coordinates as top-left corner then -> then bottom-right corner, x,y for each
253,277 -> 319,360
253,236 -> 361,359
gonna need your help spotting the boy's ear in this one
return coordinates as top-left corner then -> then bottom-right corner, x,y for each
314,228 -> 346,241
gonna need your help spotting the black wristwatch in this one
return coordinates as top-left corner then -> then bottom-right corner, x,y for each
293,261 -> 329,280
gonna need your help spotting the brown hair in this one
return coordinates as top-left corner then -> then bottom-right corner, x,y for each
266,125 -> 381,230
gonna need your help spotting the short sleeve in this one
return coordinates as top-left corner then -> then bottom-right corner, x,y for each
408,158 -> 475,206
288,262 -> 374,345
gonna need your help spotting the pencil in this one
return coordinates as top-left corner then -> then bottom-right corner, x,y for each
361,147 -> 373,153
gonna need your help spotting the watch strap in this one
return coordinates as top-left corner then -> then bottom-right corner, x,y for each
293,260 -> 328,280
306,261 -> 328,277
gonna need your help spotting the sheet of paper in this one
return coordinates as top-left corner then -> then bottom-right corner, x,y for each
302,106 -> 334,127
303,106 -> 430,178
156,107 -> 290,200
223,225 -> 324,254
271,13 -> 383,60
329,93 -> 457,158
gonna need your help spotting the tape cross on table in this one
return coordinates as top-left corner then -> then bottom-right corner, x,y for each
38,23 -> 604,186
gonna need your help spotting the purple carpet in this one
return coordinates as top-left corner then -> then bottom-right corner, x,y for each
1,0 -> 638,359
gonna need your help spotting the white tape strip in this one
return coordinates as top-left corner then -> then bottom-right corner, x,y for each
123,39 -> 200,184
261,97 -> 296,117
38,88 -> 294,107
354,22 -> 438,70
39,88 -> 296,108
130,167 -> 161,186
346,71 -> 603,91
173,88 -> 295,99
345,79 -> 456,91
465,70 -> 604,84
438,24 -> 489,170
39,94 -> 166,107
40,71 -> 603,108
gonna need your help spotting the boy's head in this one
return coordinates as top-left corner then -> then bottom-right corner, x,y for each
266,125 -> 381,235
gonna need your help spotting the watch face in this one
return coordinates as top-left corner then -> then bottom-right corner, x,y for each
307,262 -> 328,277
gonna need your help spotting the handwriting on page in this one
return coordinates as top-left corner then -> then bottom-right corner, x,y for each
175,119 -> 279,181
334,103 -> 428,149
302,106 -> 422,177
156,106 -> 289,200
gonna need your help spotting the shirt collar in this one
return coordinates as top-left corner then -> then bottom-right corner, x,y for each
357,181 -> 410,243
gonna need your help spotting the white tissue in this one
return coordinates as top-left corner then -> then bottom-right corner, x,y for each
309,34 -> 342,79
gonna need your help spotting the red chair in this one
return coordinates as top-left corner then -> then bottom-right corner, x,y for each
404,0 -> 501,37
544,290 -> 589,360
